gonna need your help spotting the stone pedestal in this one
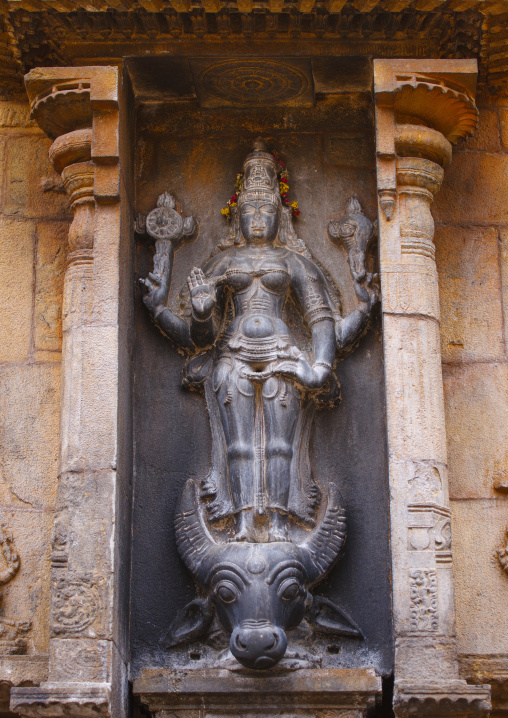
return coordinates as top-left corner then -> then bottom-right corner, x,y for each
134,668 -> 381,718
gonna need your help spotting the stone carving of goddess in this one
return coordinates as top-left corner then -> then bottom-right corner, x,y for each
140,139 -> 378,544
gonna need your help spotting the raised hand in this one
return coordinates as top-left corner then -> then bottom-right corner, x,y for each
187,267 -> 216,320
139,271 -> 169,315
349,249 -> 379,313
139,239 -> 172,315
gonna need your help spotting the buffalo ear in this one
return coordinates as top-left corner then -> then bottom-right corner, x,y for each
160,597 -> 214,648
307,595 -> 364,639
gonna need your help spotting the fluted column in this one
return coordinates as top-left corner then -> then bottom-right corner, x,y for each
10,67 -> 131,718
374,60 -> 491,718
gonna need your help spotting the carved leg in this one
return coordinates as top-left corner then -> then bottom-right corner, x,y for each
262,378 -> 300,541
215,369 -> 257,540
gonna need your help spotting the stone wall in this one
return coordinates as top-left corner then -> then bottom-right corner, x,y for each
433,93 -> 508,667
0,65 -> 507,715
0,98 -> 69,700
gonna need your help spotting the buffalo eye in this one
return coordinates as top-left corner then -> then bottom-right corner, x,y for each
280,580 -> 301,601
216,582 -> 237,604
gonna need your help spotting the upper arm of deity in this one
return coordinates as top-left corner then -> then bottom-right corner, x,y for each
288,253 -> 335,330
288,253 -> 336,367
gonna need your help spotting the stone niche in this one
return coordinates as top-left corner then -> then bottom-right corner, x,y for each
13,54 -> 490,718
129,55 -> 393,704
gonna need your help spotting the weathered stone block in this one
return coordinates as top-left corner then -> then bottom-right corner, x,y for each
433,153 -> 508,225
4,136 -> 70,219
451,499 -> 508,655
60,325 -> 119,474
0,102 -> 37,130
56,469 -> 117,576
0,218 -> 34,362
460,108 -> 500,152
435,225 -> 504,362
0,363 -> 60,509
35,221 -> 68,353
49,639 -> 111,683
383,314 -> 447,464
443,363 -> 508,499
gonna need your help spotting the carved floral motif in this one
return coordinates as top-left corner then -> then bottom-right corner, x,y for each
51,575 -> 102,636
409,569 -> 438,632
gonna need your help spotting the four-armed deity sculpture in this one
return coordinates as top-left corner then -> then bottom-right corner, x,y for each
139,139 -> 378,670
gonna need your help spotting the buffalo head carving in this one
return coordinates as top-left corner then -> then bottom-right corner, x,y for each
163,480 -> 362,669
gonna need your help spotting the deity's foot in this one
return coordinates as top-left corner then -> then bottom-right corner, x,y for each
269,511 -> 290,542
231,511 -> 256,542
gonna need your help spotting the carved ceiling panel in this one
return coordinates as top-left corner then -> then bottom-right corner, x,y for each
189,57 -> 314,107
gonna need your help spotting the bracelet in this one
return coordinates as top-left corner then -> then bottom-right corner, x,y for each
191,311 -> 213,323
314,360 -> 332,371
154,305 -> 166,319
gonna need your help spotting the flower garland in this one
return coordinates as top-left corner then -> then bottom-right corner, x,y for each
220,150 -> 300,219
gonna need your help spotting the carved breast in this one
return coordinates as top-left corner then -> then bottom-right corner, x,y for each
225,267 -> 290,294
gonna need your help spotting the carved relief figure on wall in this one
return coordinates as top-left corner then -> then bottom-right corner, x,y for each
139,139 -> 378,668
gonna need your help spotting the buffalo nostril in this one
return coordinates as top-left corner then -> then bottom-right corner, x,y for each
263,632 -> 277,651
235,633 -> 248,650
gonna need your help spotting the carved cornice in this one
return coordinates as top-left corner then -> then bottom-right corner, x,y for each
3,0 -> 508,13
10,683 -> 111,718
4,7 -> 484,74
394,680 -> 492,718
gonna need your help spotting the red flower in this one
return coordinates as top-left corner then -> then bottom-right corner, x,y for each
230,193 -> 238,202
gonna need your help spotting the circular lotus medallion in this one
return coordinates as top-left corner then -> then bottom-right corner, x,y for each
199,60 -> 308,106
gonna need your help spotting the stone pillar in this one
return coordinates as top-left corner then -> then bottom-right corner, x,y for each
374,60 -> 492,717
10,67 -> 132,718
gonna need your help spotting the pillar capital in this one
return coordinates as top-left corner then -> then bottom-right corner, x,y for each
374,59 -> 478,142
24,66 -> 120,203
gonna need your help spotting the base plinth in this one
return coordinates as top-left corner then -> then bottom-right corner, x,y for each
133,667 -> 382,718
10,682 -> 111,717
393,679 -> 491,718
